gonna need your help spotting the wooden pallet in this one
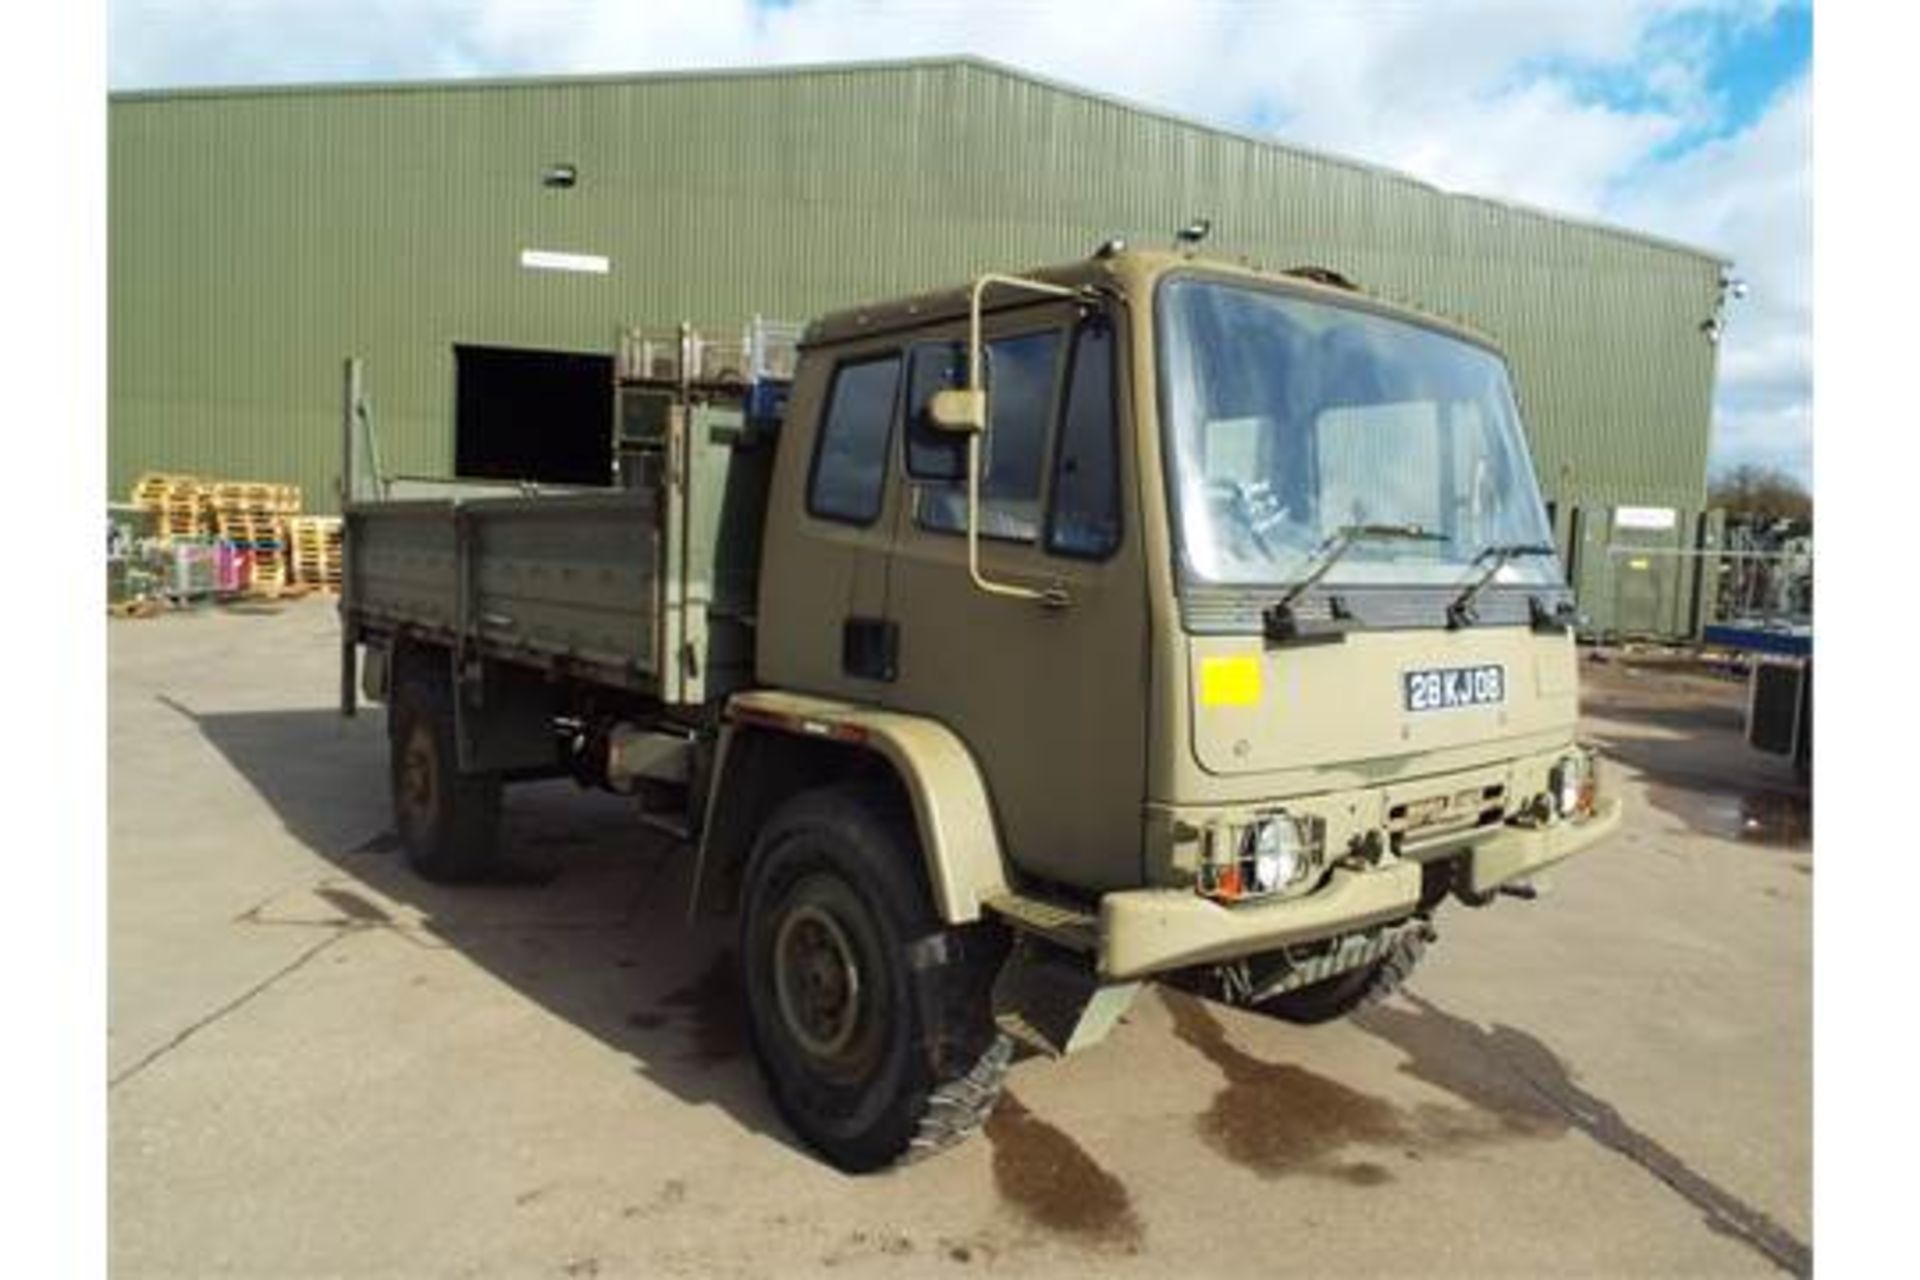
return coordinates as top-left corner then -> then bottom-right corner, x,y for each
212,510 -> 286,545
130,472 -> 196,505
130,472 -> 210,539
206,481 -> 301,516
205,505 -> 290,596
286,515 -> 343,589
247,548 -> 291,595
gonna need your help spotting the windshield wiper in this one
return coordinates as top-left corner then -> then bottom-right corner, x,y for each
1447,543 -> 1557,628
1265,522 -> 1447,643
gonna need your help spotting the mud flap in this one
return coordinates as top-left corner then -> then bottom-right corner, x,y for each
991,939 -> 1140,1059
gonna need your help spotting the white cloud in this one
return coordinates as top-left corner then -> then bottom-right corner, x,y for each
1606,78 -> 1811,479
108,0 -> 1812,482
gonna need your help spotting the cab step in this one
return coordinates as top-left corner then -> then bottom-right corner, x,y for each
982,890 -> 1099,953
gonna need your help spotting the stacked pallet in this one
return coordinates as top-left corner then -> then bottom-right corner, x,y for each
203,480 -> 301,593
210,510 -> 286,592
129,473 -> 209,539
126,472 -> 312,596
286,516 -> 343,590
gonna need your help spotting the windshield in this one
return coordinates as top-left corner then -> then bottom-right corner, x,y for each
1159,277 -> 1559,589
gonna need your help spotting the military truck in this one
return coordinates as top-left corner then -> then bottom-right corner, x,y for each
340,248 -> 1620,1172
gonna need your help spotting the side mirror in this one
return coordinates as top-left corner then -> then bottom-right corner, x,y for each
927,388 -> 986,435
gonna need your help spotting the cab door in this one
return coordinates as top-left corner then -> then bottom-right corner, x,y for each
754,342 -> 906,700
879,305 -> 1147,893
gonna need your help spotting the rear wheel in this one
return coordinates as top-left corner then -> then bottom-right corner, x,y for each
741,784 -> 1009,1172
388,665 -> 501,883
1255,926 -> 1430,1025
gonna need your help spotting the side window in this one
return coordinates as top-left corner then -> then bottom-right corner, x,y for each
916,330 -> 1062,542
1046,319 -> 1121,558
807,355 -> 901,525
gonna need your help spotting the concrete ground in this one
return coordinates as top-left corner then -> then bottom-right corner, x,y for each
109,599 -> 1811,1278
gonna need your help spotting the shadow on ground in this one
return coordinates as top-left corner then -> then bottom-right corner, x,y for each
156,696 -> 797,1158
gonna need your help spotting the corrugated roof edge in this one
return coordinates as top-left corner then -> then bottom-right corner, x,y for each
109,52 -> 1730,267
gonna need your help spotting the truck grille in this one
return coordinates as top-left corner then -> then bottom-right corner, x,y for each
1388,783 -> 1507,856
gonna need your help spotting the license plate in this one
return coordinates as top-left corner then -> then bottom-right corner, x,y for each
1404,664 -> 1505,712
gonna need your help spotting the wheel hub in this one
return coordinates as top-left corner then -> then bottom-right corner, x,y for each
399,722 -> 437,829
773,896 -> 864,1060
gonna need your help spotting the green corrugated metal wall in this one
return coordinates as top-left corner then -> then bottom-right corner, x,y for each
109,58 -> 1724,534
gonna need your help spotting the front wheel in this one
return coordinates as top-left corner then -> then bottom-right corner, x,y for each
740,784 -> 1009,1172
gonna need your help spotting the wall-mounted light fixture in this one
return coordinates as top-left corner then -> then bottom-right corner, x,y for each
542,163 -> 579,190
1702,269 -> 1747,344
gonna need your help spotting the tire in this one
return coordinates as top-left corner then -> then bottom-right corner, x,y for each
1255,924 -> 1431,1025
388,665 -> 501,884
740,784 -> 1010,1173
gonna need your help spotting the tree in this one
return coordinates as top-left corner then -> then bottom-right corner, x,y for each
1709,463 -> 1812,527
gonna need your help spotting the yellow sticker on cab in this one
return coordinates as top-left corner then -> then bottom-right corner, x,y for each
1200,655 -> 1263,707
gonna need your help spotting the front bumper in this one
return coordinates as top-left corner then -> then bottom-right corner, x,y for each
1099,797 -> 1622,980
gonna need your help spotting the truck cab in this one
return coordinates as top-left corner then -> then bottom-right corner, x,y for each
741,249 -> 1616,976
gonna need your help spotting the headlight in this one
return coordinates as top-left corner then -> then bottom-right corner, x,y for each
1249,819 -> 1306,893
1548,752 -> 1596,818
1201,813 -> 1324,900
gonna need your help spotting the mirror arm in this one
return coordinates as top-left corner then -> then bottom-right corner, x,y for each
962,273 -> 1085,607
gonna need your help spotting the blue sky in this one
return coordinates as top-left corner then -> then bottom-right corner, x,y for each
109,0 -> 1813,484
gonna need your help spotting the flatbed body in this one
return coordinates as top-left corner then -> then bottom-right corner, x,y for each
345,402 -> 770,709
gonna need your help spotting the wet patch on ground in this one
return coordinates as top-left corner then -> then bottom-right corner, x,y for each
1358,992 -> 1812,1277
1643,782 -> 1811,849
984,1090 -> 1142,1252
1579,653 -> 1812,855
1166,992 -> 1417,1180
1579,656 -> 1748,730
1163,991 -> 1548,1186
635,953 -> 746,1063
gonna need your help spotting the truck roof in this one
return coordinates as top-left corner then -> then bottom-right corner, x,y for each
801,248 -> 1503,353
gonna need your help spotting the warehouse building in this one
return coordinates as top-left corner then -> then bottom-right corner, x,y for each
108,56 -> 1731,635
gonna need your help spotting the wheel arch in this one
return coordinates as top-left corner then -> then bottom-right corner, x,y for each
384,630 -> 453,703
690,693 -> 1010,926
